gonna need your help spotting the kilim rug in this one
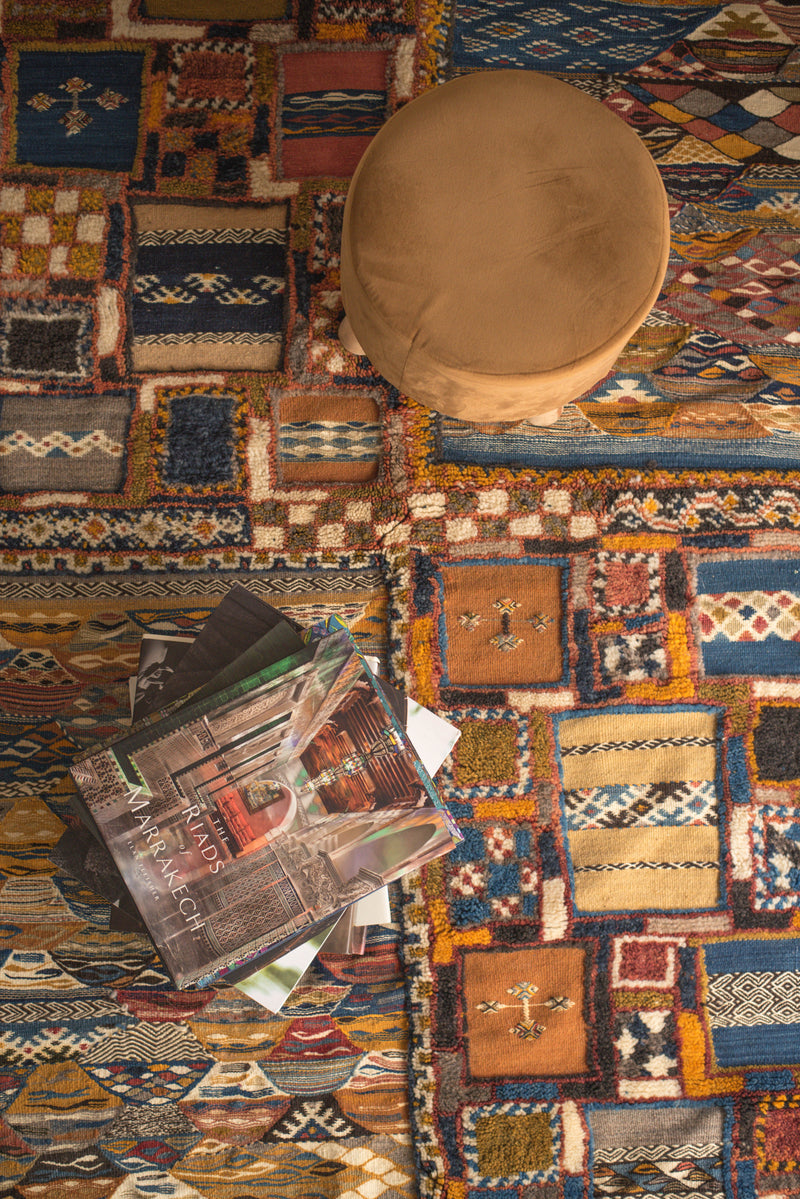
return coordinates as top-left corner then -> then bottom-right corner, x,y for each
1,2 -> 800,1199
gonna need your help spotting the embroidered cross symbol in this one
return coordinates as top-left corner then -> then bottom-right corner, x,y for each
476,979 -> 574,1040
460,598 -> 552,651
493,597 -> 521,615
508,980 -> 539,1000
28,76 -> 128,136
489,632 -> 523,652
491,596 -> 523,651
527,612 -> 554,632
511,1019 -> 546,1041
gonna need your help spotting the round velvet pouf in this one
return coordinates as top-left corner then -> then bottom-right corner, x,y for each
339,69 -> 670,424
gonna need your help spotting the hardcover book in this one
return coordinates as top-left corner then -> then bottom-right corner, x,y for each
69,615 -> 461,989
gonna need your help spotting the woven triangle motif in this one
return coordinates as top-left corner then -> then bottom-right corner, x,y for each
261,1094 -> 370,1141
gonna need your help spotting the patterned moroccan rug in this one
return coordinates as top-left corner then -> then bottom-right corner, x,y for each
2,2 -> 800,1198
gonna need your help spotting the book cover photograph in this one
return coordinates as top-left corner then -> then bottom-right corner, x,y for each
69,617 -> 461,989
132,633 -> 194,721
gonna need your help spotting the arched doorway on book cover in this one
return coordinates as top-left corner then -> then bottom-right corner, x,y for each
326,820 -> 441,886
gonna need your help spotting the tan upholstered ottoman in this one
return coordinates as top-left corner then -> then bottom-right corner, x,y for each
339,69 -> 670,424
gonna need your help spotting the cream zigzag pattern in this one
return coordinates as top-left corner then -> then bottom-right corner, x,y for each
0,571 -> 383,600
575,860 -> 717,873
0,430 -> 123,457
562,734 -> 714,756
133,332 -> 282,344
281,423 -> 380,461
0,998 -> 120,1021
138,227 -> 286,245
593,1143 -> 722,1164
609,488 -> 800,532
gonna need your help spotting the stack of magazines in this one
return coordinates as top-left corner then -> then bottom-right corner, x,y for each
61,585 -> 461,1011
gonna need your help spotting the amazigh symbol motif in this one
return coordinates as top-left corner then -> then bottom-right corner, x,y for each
27,76 -> 128,136
461,599 -> 551,650
493,598 -> 521,616
459,611 -> 483,630
527,612 -> 554,632
490,596 -> 523,652
476,980 -> 574,1040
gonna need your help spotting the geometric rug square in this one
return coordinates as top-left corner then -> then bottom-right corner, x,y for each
278,48 -> 389,178
460,1099 -> 561,1188
165,41 -> 254,114
0,392 -> 133,492
554,705 -> 722,913
154,387 -> 246,494
692,555 -> 800,676
438,559 -> 567,686
0,181 -> 108,287
752,703 -> 800,784
276,391 -> 382,483
462,944 -> 590,1078
588,1103 -> 727,1199
702,937 -> 800,1068
0,299 -> 94,380
11,46 -> 146,171
130,202 -> 288,371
